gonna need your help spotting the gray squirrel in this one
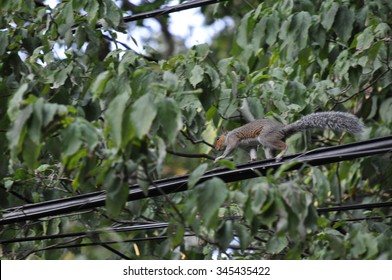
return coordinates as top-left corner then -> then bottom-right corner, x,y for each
214,111 -> 364,162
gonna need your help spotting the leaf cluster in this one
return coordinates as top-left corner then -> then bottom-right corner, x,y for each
0,0 -> 391,260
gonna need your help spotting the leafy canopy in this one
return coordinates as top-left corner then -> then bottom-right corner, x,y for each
0,0 -> 391,259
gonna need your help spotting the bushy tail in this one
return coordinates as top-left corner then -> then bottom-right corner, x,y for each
282,112 -> 365,137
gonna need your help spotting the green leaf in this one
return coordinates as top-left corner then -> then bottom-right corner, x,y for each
85,0 -> 99,24
130,93 -> 157,139
28,98 -> 44,145
321,2 -> 339,31
102,0 -> 122,27
81,121 -> 100,151
188,163 -> 208,188
379,97 -> 392,123
4,179 -> 14,190
244,183 -> 267,221
234,223 -> 251,251
375,22 -> 391,37
61,122 -> 83,157
162,71 -> 179,91
291,12 -> 312,51
356,28 -> 374,51
197,177 -> 228,227
0,31 -> 9,55
22,135 -> 41,169
7,83 -> 29,121
7,104 -> 33,160
205,106 -> 217,121
167,221 -> 185,248
194,43 -> 210,60
157,97 -> 182,144
266,235 -> 288,254
236,12 -> 253,49
333,6 -> 354,43
42,102 -> 68,126
91,71 -> 112,100
216,159 -> 236,170
105,92 -> 130,148
204,65 -> 220,89
284,81 -> 307,108
36,164 -> 52,173
62,2 -> 74,26
266,15 -> 279,46
118,51 -> 137,75
189,65 -> 204,88
216,220 -> 233,249
317,217 -> 330,228
51,64 -> 72,89
311,167 -> 330,204
155,136 -> 166,174
105,170 -> 128,217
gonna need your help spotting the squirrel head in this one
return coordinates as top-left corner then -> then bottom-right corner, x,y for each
215,130 -> 228,151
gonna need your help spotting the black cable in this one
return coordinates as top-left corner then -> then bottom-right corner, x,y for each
36,234 -> 196,250
317,201 -> 392,213
332,215 -> 392,223
0,223 -> 170,245
122,0 -> 228,23
2,200 -> 392,245
1,136 -> 391,225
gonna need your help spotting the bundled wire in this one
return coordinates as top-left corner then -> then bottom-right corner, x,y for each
122,0 -> 228,22
1,136 -> 391,226
2,203 -> 392,246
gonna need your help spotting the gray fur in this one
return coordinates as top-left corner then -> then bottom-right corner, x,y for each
283,112 -> 364,137
215,111 -> 364,162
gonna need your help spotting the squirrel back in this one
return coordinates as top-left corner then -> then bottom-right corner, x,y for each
215,119 -> 284,151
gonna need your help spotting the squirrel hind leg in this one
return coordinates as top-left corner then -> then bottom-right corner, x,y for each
249,148 -> 257,161
274,142 -> 288,162
264,148 -> 274,159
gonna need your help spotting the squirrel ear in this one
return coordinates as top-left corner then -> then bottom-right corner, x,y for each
221,127 -> 228,134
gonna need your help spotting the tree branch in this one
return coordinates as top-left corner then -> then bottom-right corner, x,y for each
330,67 -> 391,110
181,130 -> 215,149
166,149 -> 215,161
0,184 -> 33,204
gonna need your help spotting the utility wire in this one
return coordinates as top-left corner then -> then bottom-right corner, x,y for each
2,201 -> 391,245
317,201 -> 392,213
30,233 -> 196,251
0,223 -> 170,245
122,0 -> 228,23
3,203 -> 392,245
1,136 -> 391,226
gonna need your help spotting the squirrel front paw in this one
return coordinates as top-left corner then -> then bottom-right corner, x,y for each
275,155 -> 283,162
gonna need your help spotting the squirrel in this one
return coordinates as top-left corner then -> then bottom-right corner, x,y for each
214,111 -> 364,162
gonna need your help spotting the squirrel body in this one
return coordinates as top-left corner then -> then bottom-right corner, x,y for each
215,112 -> 364,162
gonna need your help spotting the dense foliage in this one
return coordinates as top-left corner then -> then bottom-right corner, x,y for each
0,0 -> 391,259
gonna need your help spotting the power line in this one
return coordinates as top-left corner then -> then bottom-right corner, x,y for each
2,201 -> 391,245
317,201 -> 392,213
122,0 -> 228,23
1,136 -> 391,226
2,205 -> 391,247
0,223 -> 170,245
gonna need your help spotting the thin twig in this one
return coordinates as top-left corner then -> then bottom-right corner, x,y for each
0,184 -> 33,204
99,243 -> 131,259
330,67 -> 391,109
167,149 -> 215,160
181,130 -> 215,149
